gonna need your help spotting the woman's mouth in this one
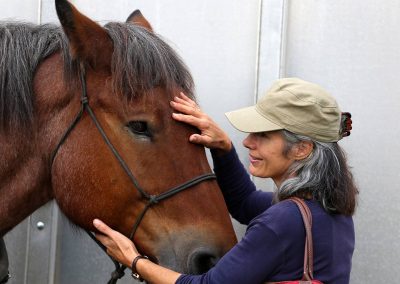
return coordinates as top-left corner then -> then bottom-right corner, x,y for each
249,154 -> 262,164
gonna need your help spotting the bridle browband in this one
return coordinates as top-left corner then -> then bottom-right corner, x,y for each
50,64 -> 217,283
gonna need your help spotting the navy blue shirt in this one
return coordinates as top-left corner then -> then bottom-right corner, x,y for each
177,147 -> 355,284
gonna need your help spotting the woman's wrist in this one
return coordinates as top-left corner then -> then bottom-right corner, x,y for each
131,255 -> 149,281
212,140 -> 232,156
135,258 -> 181,284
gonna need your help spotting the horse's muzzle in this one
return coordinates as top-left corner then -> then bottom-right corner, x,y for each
187,247 -> 220,274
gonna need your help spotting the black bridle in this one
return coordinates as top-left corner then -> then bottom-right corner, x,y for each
50,65 -> 216,283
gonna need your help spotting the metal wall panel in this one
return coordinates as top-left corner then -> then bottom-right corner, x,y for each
269,0 -> 400,282
0,0 -> 40,23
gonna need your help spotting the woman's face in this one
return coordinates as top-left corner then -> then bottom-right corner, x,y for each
243,131 -> 294,187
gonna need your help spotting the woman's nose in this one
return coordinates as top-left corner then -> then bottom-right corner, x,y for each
243,133 -> 256,149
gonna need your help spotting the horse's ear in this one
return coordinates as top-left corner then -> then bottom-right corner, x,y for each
55,0 -> 113,71
126,10 -> 153,32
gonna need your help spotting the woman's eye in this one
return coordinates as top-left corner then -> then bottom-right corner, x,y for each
255,132 -> 269,138
127,121 -> 151,137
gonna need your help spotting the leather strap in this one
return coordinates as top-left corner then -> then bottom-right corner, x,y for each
131,255 -> 149,281
289,197 -> 314,280
265,197 -> 314,284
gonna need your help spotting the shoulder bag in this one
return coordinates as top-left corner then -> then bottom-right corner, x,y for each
265,197 -> 323,284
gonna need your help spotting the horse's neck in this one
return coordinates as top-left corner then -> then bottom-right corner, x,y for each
0,50 -> 70,236
0,134 -> 52,236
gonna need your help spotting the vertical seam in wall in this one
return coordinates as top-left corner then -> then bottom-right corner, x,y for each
48,202 -> 59,284
23,218 -> 31,284
278,0 -> 288,78
37,0 -> 42,24
251,0 -> 264,185
254,0 -> 263,103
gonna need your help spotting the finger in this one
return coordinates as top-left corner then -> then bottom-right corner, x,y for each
189,133 -> 212,145
171,102 -> 201,117
189,134 -> 201,143
177,95 -> 197,109
94,233 -> 109,245
179,92 -> 196,105
174,97 -> 197,110
173,95 -> 200,111
172,113 -> 203,128
93,219 -> 113,236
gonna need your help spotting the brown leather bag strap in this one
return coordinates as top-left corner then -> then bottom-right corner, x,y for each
289,197 -> 314,281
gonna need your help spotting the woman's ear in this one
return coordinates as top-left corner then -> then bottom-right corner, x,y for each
292,141 -> 314,160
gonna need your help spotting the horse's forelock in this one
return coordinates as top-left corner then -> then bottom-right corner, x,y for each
105,22 -> 195,100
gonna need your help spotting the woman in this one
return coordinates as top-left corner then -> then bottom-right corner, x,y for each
93,77 -> 358,284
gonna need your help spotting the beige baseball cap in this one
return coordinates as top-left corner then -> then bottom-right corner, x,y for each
225,78 -> 343,142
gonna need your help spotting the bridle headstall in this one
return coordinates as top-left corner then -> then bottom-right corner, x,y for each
50,64 -> 217,283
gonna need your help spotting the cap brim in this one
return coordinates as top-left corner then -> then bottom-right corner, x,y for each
225,105 -> 283,133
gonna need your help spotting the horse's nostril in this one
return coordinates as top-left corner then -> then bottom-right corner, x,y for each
188,249 -> 220,274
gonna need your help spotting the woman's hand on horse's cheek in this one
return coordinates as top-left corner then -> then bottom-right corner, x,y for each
93,219 -> 140,266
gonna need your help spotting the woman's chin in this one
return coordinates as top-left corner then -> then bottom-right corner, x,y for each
248,166 -> 262,178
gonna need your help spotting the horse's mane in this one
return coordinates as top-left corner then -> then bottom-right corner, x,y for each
0,23 -> 67,131
0,21 -> 194,132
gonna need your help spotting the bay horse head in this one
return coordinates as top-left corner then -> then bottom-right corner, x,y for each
0,0 -> 237,277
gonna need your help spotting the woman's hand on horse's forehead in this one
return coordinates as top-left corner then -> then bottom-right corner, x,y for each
170,93 -> 201,117
170,92 -> 206,129
170,92 -> 232,153
175,92 -> 199,109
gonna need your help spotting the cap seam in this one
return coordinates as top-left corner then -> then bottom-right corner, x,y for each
284,88 -> 338,108
256,105 -> 339,136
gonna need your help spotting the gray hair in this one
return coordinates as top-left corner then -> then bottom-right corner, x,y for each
278,130 -> 358,215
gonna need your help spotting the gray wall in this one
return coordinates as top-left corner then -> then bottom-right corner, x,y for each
260,1 -> 400,281
1,0 -> 399,283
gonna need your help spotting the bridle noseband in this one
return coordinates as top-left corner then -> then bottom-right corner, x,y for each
50,65 -> 216,283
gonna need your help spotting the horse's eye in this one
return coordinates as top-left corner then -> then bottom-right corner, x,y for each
127,121 -> 151,137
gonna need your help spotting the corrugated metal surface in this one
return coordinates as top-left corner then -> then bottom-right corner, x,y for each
281,1 -> 400,282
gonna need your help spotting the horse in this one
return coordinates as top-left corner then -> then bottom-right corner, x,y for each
0,0 -> 237,281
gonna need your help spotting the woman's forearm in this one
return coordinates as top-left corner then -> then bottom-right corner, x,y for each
136,258 -> 182,284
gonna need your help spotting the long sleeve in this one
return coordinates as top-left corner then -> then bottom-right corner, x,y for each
211,146 -> 274,224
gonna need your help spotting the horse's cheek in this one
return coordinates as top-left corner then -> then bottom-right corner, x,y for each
51,149 -> 95,223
